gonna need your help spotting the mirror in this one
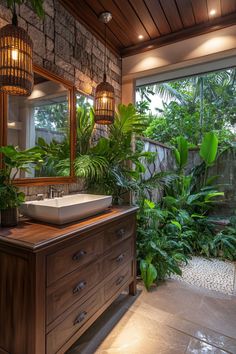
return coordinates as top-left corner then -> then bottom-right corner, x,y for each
1,65 -> 76,184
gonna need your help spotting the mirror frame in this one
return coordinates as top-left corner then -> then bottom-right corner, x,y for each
0,64 -> 77,186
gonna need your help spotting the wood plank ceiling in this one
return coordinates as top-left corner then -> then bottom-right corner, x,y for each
60,0 -> 236,57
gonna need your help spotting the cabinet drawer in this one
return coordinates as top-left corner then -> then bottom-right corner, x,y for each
104,263 -> 132,302
47,232 -> 103,286
103,238 -> 133,277
47,260 -> 103,325
104,216 -> 135,251
47,289 -> 103,354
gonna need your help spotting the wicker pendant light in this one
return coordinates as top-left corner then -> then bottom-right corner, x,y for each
0,3 -> 33,96
94,12 -> 115,125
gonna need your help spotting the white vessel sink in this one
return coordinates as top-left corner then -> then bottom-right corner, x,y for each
20,194 -> 112,225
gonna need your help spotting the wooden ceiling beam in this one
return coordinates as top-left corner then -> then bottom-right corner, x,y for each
121,12 -> 236,57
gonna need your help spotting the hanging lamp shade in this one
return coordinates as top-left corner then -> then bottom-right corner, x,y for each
94,12 -> 115,125
0,19 -> 33,96
95,74 -> 115,125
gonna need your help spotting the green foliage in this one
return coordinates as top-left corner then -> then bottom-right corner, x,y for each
72,104 -> 151,202
137,199 -> 188,286
76,106 -> 95,155
34,102 -> 69,131
7,0 -> 44,18
38,103 -> 151,203
137,134 -> 236,290
200,132 -> 218,167
0,182 -> 25,210
0,145 -> 43,182
0,145 -> 43,210
36,137 -> 70,177
140,257 -> 157,291
174,136 -> 188,171
142,68 -> 236,146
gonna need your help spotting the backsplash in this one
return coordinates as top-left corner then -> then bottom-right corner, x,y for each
19,179 -> 86,201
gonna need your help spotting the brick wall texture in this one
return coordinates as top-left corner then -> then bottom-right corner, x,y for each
0,0 -> 122,198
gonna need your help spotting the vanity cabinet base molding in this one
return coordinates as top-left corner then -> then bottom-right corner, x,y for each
0,206 -> 138,354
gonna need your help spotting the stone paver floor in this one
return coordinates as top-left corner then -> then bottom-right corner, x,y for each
68,280 -> 236,354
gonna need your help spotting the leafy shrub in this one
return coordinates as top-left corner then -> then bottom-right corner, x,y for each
137,133 -> 235,291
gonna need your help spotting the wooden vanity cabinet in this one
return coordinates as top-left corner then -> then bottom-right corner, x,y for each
0,207 -> 138,354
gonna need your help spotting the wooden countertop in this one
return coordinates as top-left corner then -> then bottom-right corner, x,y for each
0,206 -> 138,251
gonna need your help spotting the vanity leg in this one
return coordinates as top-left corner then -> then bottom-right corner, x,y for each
129,259 -> 137,296
129,279 -> 137,296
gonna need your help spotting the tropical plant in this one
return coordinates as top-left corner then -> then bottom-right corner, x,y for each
36,137 -> 70,177
137,199 -> 189,290
34,102 -> 69,131
136,133 -> 233,290
53,104 -> 151,203
76,106 -> 95,155
140,256 -> 157,291
174,136 -> 188,172
0,145 -> 43,209
141,68 -> 236,146
212,217 -> 236,260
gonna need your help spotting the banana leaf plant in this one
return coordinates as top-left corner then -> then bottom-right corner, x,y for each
200,131 -> 219,185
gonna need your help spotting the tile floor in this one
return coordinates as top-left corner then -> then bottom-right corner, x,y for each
68,280 -> 236,354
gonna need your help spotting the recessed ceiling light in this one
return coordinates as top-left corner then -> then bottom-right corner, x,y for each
138,35 -> 144,39
209,9 -> 216,16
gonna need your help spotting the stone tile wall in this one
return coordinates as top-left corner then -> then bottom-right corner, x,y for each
21,179 -> 86,201
0,0 -> 122,198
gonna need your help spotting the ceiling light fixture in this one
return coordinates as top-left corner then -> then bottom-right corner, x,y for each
0,1 -> 33,96
94,12 -> 115,125
209,9 -> 216,16
138,35 -> 144,39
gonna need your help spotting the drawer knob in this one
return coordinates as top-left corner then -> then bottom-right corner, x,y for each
74,311 -> 87,325
73,281 -> 87,294
116,228 -> 125,238
116,254 -> 124,263
72,250 -> 87,261
116,275 -> 125,286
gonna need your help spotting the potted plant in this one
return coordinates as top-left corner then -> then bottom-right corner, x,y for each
0,145 -> 43,227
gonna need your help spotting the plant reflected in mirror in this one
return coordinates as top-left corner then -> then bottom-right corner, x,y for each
7,72 -> 70,178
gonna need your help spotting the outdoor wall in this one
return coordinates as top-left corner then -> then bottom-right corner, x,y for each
209,148 -> 236,217
140,137 -> 174,201
141,137 -> 235,217
0,0 -> 122,198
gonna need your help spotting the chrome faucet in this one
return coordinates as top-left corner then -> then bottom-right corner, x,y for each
48,186 -> 57,199
48,186 -> 64,199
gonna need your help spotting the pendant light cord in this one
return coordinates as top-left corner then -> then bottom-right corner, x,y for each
12,0 -> 18,26
103,22 -> 107,82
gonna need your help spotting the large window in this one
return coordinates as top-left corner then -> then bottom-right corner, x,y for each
136,67 -> 236,146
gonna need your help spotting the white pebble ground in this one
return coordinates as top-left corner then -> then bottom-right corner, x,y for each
171,256 -> 236,295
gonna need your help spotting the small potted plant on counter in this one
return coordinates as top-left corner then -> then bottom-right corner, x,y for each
0,145 -> 43,227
